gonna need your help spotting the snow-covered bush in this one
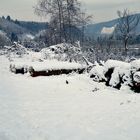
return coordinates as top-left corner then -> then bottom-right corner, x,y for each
19,34 -> 41,50
83,43 -> 140,64
5,42 -> 28,59
41,43 -> 85,64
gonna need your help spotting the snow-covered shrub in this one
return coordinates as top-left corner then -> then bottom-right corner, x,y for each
41,44 -> 67,60
5,42 -> 28,58
83,43 -> 140,64
19,34 -> 42,50
41,43 -> 85,64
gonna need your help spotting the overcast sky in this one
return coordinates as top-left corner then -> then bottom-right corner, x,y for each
0,0 -> 140,23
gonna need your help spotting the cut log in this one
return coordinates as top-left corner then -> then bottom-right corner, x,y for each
29,66 -> 85,77
10,64 -> 28,74
131,72 -> 140,93
10,60 -> 86,76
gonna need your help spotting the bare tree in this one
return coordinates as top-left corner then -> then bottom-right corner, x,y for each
117,9 -> 140,51
78,12 -> 92,46
35,0 -> 63,43
35,0 -> 92,45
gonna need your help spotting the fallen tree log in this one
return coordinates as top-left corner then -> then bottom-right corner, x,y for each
29,66 -> 85,77
10,60 -> 87,76
10,64 -> 28,74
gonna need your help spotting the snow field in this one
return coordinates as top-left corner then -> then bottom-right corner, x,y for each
0,55 -> 140,140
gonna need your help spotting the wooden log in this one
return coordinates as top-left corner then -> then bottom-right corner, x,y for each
104,67 -> 114,86
131,72 -> 140,93
29,66 -> 85,77
10,64 -> 28,74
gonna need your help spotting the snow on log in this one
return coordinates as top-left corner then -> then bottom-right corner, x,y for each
90,65 -> 106,82
131,72 -> 140,93
28,66 -> 85,77
104,59 -> 131,72
131,59 -> 140,71
90,59 -> 140,92
10,60 -> 86,76
103,60 -> 131,88
133,72 -> 140,83
10,64 -> 28,74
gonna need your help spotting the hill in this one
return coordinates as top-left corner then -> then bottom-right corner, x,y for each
0,17 -> 48,37
86,13 -> 140,37
16,21 -> 48,33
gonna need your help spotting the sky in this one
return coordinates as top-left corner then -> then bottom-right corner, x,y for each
0,0 -> 140,23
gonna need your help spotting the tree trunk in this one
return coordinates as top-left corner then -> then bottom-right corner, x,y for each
56,0 -> 62,43
124,38 -> 129,52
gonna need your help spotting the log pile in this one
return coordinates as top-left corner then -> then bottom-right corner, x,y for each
90,60 -> 140,93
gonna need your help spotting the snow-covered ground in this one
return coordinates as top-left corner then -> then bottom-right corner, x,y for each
0,55 -> 140,140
